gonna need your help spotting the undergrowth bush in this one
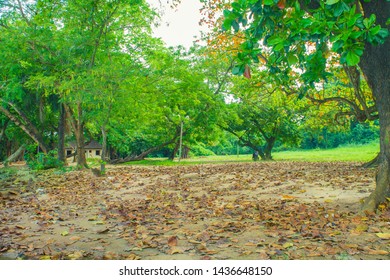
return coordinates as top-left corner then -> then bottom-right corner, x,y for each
189,143 -> 216,157
26,150 -> 64,170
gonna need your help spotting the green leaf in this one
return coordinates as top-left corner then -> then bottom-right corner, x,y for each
346,51 -> 360,66
232,20 -> 240,32
354,48 -> 363,56
326,0 -> 340,5
274,42 -> 284,51
369,14 -> 376,25
363,18 -> 370,28
369,25 -> 381,36
231,2 -> 241,10
332,40 -> 344,52
222,19 -> 233,31
350,31 -> 363,39
263,0 -> 274,5
223,9 -> 232,18
377,28 -> 389,39
242,41 -> 254,50
267,35 -> 284,46
333,2 -> 345,17
287,53 -> 298,65
251,54 -> 260,63
348,14 -> 361,27
232,65 -> 245,75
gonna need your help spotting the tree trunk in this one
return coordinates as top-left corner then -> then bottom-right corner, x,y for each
64,103 -> 87,168
75,122 -> 87,168
101,125 -> 108,174
3,144 -> 26,167
361,153 -> 380,169
220,124 -> 268,160
57,103 -> 66,163
182,146 -> 190,159
359,0 -> 390,211
264,137 -> 275,160
6,140 -> 12,157
0,104 -> 48,153
236,138 -> 266,159
169,140 -> 180,160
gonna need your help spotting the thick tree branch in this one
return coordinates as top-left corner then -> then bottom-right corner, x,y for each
17,0 -> 30,25
111,136 -> 179,163
3,144 -> 26,166
218,123 -> 266,159
0,101 -> 48,153
214,61 -> 233,95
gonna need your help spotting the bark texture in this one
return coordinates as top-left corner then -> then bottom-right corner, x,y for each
64,103 -> 87,168
3,144 -> 26,167
101,125 -> 108,174
57,103 -> 66,163
0,100 -> 48,153
359,1 -> 390,211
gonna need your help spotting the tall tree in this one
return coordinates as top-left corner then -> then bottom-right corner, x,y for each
1,0 -> 157,168
222,78 -> 303,160
0,2 -> 52,154
111,46 -> 224,162
57,0 -> 155,167
222,0 -> 389,211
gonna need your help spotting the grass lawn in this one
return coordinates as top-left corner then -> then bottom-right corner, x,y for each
124,141 -> 379,166
273,142 -> 379,162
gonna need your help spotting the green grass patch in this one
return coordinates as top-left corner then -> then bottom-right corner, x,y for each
273,142 -> 379,162
123,142 -> 379,166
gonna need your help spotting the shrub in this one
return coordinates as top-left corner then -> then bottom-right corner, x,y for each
189,143 -> 216,157
26,150 -> 64,170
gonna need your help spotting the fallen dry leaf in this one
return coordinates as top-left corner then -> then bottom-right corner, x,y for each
126,253 -> 141,260
69,236 -> 81,241
375,233 -> 390,240
355,224 -> 369,232
1,162 -> 387,261
283,242 -> 294,249
168,247 -> 185,255
281,195 -> 296,201
103,251 -> 119,260
97,228 -> 110,234
167,236 -> 178,247
365,249 -> 389,255
68,251 -> 84,260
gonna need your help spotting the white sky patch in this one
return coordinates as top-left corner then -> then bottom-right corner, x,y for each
147,0 -> 206,49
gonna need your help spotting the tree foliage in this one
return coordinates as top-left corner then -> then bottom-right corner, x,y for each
221,0 -> 389,211
222,70 -> 304,160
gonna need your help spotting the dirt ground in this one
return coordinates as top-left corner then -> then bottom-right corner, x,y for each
0,161 -> 389,260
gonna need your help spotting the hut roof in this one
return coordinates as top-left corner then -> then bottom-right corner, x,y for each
65,140 -> 102,150
85,140 -> 102,149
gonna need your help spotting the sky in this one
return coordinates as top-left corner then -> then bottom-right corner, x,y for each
147,0 -> 206,49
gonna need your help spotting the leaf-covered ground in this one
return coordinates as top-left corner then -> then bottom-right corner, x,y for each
0,162 -> 389,260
